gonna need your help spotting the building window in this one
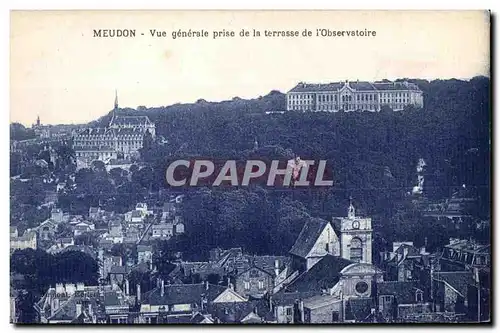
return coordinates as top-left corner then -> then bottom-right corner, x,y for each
355,281 -> 369,295
325,242 -> 330,252
286,307 -> 293,316
332,311 -> 340,322
258,281 -> 265,290
416,291 -> 423,303
244,281 -> 250,290
350,237 -> 363,262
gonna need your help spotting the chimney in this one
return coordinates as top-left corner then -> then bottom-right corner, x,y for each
125,279 -> 130,296
299,299 -> 305,323
205,280 -> 209,291
76,303 -> 82,317
403,247 -> 409,259
161,280 -> 165,297
136,284 -> 141,302
269,295 -> 273,310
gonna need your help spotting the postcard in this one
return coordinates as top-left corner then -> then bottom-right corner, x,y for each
9,10 -> 491,325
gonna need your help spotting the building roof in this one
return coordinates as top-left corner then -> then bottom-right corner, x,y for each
109,115 -> 153,127
344,298 -> 378,322
289,218 -> 330,258
59,245 -> 97,260
285,255 -> 353,293
109,265 -> 128,275
153,224 -> 174,230
377,281 -> 426,304
137,245 -> 153,252
131,210 -> 143,218
89,207 -> 99,214
142,283 -> 227,306
302,295 -> 339,310
433,271 -> 476,297
445,239 -> 490,254
208,299 -> 270,323
288,80 -> 421,93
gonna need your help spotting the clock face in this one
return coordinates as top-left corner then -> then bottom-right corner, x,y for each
352,221 -> 360,229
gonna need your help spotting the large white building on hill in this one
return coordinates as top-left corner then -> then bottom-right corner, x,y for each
286,80 -> 423,112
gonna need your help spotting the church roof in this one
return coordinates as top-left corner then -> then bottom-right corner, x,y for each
289,218 -> 330,258
284,255 -> 353,293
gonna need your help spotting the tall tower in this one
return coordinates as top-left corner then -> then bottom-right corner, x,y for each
114,89 -> 119,110
110,90 -> 119,125
36,115 -> 41,127
339,200 -> 373,264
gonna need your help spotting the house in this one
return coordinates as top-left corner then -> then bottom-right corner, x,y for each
208,298 -> 274,323
11,230 -> 37,251
51,208 -> 64,223
137,245 -> 153,269
234,265 -> 274,299
102,254 -> 123,280
432,271 -> 480,320
138,282 -> 227,323
152,224 -> 174,239
73,222 -> 95,236
47,237 -> 75,254
161,202 -> 176,221
440,238 -> 490,273
109,265 -> 129,287
377,281 -> 432,322
130,210 -> 144,224
37,219 -> 58,241
379,242 -> 434,283
174,222 -> 185,235
35,283 -> 132,323
302,294 -> 344,323
135,202 -> 148,215
89,207 -> 102,219
108,220 -> 123,238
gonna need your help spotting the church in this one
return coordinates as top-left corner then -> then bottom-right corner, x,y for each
272,200 -> 383,323
73,92 -> 156,162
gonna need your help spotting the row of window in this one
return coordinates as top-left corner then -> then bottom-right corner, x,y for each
244,281 -> 266,290
289,92 -> 418,101
75,152 -> 115,158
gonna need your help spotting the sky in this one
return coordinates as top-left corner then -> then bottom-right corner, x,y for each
10,10 -> 490,126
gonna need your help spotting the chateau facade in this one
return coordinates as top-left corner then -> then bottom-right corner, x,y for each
73,92 -> 155,161
286,80 -> 423,112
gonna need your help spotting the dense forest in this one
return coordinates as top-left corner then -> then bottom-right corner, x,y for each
106,77 -> 490,258
11,77 -> 491,260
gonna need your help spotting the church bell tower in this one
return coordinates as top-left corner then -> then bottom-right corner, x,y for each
339,198 -> 373,264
